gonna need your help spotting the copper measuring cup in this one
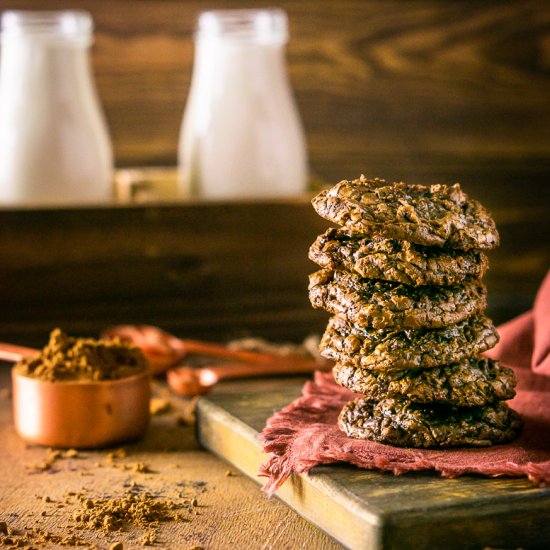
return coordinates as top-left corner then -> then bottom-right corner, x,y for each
0,343 -> 150,448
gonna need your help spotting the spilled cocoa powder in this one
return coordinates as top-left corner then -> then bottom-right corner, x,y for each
0,526 -> 86,547
72,491 -> 184,532
2,483 -> 206,548
107,448 -> 127,462
27,448 -> 80,473
139,531 -> 158,546
103,448 -> 153,474
14,329 -> 148,382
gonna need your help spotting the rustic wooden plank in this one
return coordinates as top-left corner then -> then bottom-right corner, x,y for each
197,385 -> 550,550
0,368 -> 341,549
0,199 -> 329,346
0,196 -> 547,348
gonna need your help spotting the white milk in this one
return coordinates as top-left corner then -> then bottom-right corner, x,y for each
0,11 -> 113,204
178,9 -> 308,199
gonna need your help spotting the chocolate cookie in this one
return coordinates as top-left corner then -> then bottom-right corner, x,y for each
309,228 -> 489,286
309,269 -> 487,330
320,315 -> 498,371
338,398 -> 521,448
311,176 -> 499,250
333,358 -> 516,407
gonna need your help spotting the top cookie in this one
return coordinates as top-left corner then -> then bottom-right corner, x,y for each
311,176 -> 499,250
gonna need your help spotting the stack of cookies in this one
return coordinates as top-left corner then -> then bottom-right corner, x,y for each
308,176 -> 521,448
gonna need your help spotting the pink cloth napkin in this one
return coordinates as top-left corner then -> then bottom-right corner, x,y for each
486,270 -> 550,374
259,271 -> 550,495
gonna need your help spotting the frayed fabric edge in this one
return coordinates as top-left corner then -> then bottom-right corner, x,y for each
258,387 -> 335,496
259,450 -> 550,496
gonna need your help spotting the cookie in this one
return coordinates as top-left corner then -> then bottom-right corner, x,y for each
333,358 -> 516,407
311,176 -> 499,250
309,228 -> 489,286
338,398 -> 521,448
320,315 -> 498,371
309,269 -> 487,330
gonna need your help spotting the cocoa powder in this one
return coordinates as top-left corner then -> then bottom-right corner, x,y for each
14,329 -> 148,382
71,491 -> 185,532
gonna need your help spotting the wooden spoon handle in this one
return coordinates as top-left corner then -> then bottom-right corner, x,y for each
0,343 -> 37,363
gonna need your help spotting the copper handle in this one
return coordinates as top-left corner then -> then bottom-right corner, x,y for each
0,343 -> 37,363
176,339 -> 278,364
102,325 -> 278,374
167,357 -> 332,396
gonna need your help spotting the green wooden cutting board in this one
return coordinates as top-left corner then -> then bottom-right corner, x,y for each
196,384 -> 550,550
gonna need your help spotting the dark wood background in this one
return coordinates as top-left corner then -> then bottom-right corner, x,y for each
0,0 -> 548,345
5,0 -> 548,180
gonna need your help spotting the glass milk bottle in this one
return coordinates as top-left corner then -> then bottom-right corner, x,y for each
178,9 -> 308,199
0,11 -> 113,204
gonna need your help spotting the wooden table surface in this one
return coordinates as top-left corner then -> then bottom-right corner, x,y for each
0,368 -> 340,550
0,192 -> 546,549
